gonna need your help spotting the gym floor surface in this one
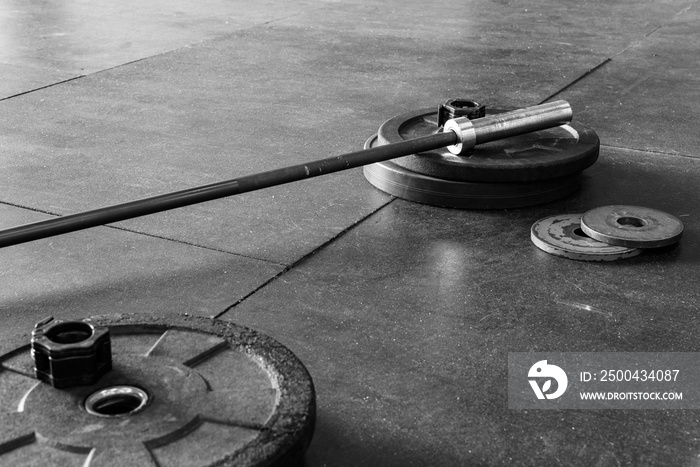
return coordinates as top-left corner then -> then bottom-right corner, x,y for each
0,1 -> 698,465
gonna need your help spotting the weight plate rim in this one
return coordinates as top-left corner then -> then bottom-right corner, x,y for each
377,107 -> 600,183
530,213 -> 641,261
363,134 -> 581,209
580,205 -> 684,248
0,313 -> 316,467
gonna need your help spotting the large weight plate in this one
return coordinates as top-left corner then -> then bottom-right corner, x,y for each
581,205 -> 684,248
531,214 -> 641,261
0,314 -> 315,467
363,135 -> 581,209
377,107 -> 599,183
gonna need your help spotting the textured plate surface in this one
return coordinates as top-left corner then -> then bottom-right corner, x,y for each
377,108 -> 599,183
581,205 -> 684,248
0,314 -> 315,467
363,135 -> 581,209
531,214 -> 641,261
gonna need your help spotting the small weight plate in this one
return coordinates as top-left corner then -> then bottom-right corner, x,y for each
376,107 -> 599,183
363,135 -> 581,209
531,214 -> 641,261
0,314 -> 315,467
580,205 -> 684,248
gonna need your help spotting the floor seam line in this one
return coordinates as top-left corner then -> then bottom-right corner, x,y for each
611,27 -> 661,58
0,75 -> 85,102
0,200 -> 287,266
213,197 -> 396,318
601,144 -> 698,159
100,225 -> 288,266
0,201 -> 61,216
612,2 -> 694,58
0,8 -> 321,98
539,59 -> 612,104
71,6 -> 330,81
97,9 -> 315,71
124,7 -> 323,67
541,1 -> 694,104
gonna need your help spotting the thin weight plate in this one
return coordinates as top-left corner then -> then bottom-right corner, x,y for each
363,135 -> 581,209
581,205 -> 684,248
0,314 -> 315,467
531,214 -> 641,261
377,107 -> 599,183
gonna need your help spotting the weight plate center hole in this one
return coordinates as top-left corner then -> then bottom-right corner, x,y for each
573,227 -> 590,238
616,216 -> 647,228
46,322 -> 93,344
84,385 -> 149,417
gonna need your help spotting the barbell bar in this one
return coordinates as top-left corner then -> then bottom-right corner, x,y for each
0,100 -> 572,248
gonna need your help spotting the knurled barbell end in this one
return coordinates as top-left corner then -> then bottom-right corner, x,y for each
443,117 -> 477,155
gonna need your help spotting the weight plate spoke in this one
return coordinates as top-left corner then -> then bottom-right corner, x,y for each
0,314 -> 315,467
146,421 -> 261,467
0,413 -> 35,454
143,329 -> 228,366
197,386 -> 278,427
87,446 -> 160,467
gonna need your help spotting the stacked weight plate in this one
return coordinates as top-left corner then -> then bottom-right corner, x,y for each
530,213 -> 642,262
531,206 -> 684,262
363,107 -> 600,209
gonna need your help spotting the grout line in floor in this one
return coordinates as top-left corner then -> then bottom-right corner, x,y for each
600,144 -> 699,160
81,9 -> 316,80
540,0 -> 697,106
101,224 -> 289,267
0,7 -> 324,104
0,200 -> 60,217
539,59 -> 612,104
0,199 -> 288,267
0,195 -> 399,280
0,75 -> 86,102
213,197 -> 396,319
612,0 -> 699,58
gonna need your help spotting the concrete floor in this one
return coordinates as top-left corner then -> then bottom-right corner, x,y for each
1,0 -> 699,465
